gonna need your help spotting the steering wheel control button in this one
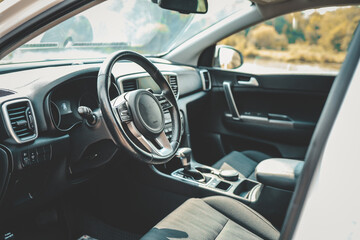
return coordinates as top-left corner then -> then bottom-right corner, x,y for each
117,103 -> 132,122
161,100 -> 172,110
120,111 -> 132,122
219,170 -> 239,181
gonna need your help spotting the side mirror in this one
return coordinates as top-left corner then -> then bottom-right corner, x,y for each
214,45 -> 244,70
153,0 -> 208,14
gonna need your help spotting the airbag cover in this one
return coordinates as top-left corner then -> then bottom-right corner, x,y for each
126,90 -> 165,137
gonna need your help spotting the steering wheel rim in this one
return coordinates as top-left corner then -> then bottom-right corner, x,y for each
97,50 -> 181,164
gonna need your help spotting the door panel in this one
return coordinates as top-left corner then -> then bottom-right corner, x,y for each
188,69 -> 333,165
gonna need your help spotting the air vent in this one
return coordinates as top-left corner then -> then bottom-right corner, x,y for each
168,74 -> 179,98
2,99 -> 38,143
122,79 -> 137,93
200,70 -> 211,91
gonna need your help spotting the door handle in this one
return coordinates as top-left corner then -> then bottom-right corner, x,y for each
238,77 -> 259,87
223,81 -> 241,120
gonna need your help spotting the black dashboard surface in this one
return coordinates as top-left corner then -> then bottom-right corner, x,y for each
0,60 -> 204,212
0,61 -> 202,134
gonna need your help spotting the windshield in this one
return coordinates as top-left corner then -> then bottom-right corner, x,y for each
1,0 -> 251,65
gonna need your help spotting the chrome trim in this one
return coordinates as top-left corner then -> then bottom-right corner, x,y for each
1,98 -> 38,144
225,114 -> 294,129
171,168 -> 213,186
126,121 -> 173,157
223,81 -> 241,120
117,72 -> 179,99
238,77 -> 259,87
240,115 -> 268,124
50,101 -> 61,128
268,119 -> 294,128
199,69 -> 212,91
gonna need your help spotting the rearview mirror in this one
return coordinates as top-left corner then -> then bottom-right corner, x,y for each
214,45 -> 244,70
153,0 -> 208,14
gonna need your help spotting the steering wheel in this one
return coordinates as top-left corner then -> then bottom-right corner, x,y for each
97,51 -> 181,164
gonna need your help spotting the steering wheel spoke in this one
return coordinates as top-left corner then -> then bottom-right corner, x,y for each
126,121 -> 173,157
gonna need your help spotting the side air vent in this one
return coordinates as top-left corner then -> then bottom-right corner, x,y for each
200,70 -> 211,91
2,99 -> 38,143
168,74 -> 179,98
122,79 -> 137,93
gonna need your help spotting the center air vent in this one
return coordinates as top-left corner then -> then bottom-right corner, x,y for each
168,74 -> 179,98
122,79 -> 137,93
200,69 -> 211,91
2,99 -> 38,143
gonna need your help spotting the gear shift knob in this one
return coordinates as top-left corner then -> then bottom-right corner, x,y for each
176,147 -> 192,170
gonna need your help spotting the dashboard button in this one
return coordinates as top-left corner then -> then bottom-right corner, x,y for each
29,149 -> 38,164
117,103 -> 132,122
21,150 -> 30,167
119,110 -> 132,122
22,150 -> 29,158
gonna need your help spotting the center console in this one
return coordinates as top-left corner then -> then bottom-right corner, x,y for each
170,148 -> 262,203
160,148 -> 304,229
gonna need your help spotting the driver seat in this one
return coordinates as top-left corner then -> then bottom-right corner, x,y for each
141,196 -> 279,240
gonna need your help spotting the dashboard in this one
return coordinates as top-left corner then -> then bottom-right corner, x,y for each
0,60 -> 208,213
47,71 -> 181,139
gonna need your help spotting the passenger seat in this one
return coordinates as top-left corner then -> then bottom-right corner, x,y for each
212,150 -> 271,180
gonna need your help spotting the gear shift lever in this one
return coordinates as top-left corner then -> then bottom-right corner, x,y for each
176,148 -> 205,183
176,147 -> 192,170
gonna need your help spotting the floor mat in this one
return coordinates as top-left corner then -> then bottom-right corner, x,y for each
77,215 -> 141,240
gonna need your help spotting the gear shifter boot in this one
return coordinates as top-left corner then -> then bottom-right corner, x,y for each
176,147 -> 206,183
182,168 -> 206,182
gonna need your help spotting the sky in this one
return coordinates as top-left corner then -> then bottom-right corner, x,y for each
303,6 -> 351,18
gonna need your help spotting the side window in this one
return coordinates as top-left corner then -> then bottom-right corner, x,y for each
217,6 -> 360,74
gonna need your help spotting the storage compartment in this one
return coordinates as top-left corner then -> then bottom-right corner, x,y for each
234,180 -> 261,201
215,181 -> 231,191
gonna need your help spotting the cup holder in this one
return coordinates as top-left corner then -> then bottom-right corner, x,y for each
234,180 -> 261,200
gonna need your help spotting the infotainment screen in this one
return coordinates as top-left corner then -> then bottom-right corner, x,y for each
137,76 -> 162,94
